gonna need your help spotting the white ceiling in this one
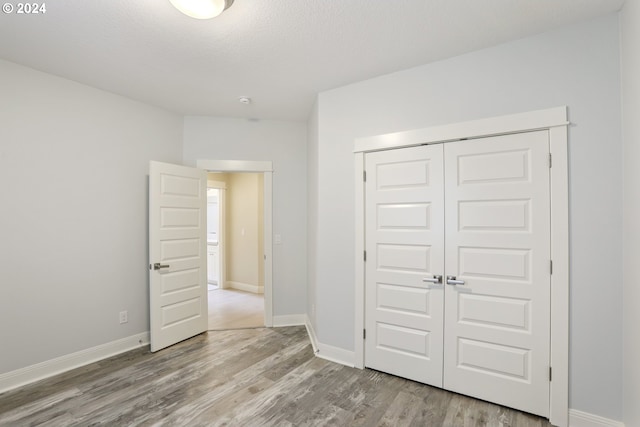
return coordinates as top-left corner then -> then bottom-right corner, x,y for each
0,0 -> 625,121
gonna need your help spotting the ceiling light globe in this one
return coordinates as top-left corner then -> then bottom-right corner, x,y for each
169,0 -> 230,19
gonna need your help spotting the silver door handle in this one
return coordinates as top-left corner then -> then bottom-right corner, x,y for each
446,275 -> 465,285
153,263 -> 170,270
422,275 -> 442,284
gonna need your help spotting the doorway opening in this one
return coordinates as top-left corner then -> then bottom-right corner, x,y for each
197,159 -> 274,329
206,172 -> 265,330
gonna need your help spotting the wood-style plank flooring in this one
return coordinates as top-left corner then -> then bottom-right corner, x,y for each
208,288 -> 264,330
0,327 -> 553,427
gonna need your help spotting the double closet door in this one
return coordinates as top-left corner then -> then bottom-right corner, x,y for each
364,131 -> 551,417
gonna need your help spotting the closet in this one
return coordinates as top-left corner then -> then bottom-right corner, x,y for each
364,130 -> 551,417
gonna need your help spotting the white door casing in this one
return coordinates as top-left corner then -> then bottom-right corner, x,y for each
149,161 -> 207,352
443,131 -> 551,417
365,145 -> 445,386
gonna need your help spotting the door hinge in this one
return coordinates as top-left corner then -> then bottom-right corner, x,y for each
363,329 -> 366,339
363,170 -> 367,182
364,250 -> 367,262
550,260 -> 553,275
549,153 -> 553,168
549,366 -> 552,381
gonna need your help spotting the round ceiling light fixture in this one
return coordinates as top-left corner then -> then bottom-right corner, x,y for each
169,0 -> 234,19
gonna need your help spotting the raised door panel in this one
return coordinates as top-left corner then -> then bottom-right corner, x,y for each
365,145 -> 445,387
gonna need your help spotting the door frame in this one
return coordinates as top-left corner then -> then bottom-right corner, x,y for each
207,180 -> 226,289
353,106 -> 570,427
198,159 -> 274,327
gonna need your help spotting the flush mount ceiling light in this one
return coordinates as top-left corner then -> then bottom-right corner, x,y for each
169,0 -> 234,19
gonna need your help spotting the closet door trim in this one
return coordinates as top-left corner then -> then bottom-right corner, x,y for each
353,106 -> 569,427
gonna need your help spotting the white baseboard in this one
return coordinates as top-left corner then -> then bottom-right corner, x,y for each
316,342 -> 355,367
303,315 -> 355,367
272,314 -> 306,327
569,409 -> 624,427
0,332 -> 149,394
305,315 -> 319,354
227,281 -> 263,294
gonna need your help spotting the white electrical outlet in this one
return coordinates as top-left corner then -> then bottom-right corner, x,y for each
119,310 -> 128,324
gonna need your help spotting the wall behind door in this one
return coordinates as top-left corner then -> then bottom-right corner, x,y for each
309,14 -> 623,421
0,59 -> 183,376
621,2 -> 640,426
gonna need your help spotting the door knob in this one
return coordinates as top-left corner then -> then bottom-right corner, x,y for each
422,275 -> 443,284
153,263 -> 170,270
446,275 -> 465,285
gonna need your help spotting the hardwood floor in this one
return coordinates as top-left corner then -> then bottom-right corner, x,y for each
208,288 -> 264,330
0,326 -> 553,427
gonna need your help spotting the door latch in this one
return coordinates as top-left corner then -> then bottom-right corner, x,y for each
446,275 -> 465,285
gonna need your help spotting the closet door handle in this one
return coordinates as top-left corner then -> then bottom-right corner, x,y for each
422,275 -> 442,284
446,275 -> 465,285
153,263 -> 170,270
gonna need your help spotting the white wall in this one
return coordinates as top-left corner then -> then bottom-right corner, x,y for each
0,59 -> 183,375
183,117 -> 307,317
307,100 -> 319,328
621,2 -> 640,426
309,15 -> 623,421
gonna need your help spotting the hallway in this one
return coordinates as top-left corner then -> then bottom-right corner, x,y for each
208,288 -> 264,330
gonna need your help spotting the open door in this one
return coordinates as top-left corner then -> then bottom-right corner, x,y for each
149,161 -> 207,352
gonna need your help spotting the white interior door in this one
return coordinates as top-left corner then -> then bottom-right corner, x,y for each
365,145 -> 445,386
443,131 -> 551,416
149,161 -> 207,352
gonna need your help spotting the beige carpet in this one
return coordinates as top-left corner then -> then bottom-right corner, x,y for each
208,288 -> 264,330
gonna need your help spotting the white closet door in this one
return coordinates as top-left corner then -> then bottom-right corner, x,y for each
443,131 -> 551,417
365,145 -> 445,386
